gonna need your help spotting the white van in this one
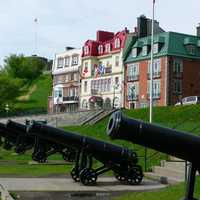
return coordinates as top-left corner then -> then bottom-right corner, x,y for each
175,96 -> 200,106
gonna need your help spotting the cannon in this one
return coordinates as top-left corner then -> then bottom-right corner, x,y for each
28,121 -> 143,186
107,110 -> 200,200
3,120 -> 76,163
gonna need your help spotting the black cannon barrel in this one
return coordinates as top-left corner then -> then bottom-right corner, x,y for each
0,122 -> 8,137
107,111 -> 200,167
6,120 -> 27,134
28,122 -> 136,163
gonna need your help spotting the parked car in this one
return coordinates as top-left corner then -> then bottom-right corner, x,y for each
175,96 -> 200,106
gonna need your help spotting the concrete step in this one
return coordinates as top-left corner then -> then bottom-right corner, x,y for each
152,166 -> 186,180
161,160 -> 187,171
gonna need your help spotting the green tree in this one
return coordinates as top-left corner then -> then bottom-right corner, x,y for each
4,54 -> 46,82
0,73 -> 22,109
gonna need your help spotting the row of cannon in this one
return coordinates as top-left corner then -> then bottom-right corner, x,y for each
1,110 -> 200,199
0,117 -> 143,186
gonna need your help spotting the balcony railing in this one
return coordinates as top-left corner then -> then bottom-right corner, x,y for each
63,96 -> 79,102
147,72 -> 161,79
127,95 -> 139,101
127,75 -> 139,81
91,89 -> 99,95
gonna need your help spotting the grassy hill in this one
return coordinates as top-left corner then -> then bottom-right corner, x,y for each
11,74 -> 52,115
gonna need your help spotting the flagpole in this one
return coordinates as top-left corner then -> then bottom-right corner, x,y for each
149,0 -> 155,123
34,18 -> 38,55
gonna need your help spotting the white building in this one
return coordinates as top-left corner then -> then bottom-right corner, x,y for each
51,47 -> 82,112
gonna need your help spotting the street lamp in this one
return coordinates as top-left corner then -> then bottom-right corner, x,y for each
5,104 -> 9,118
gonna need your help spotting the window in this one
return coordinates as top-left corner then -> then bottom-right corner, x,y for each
186,45 -> 196,55
91,78 -> 111,93
98,45 -> 104,54
57,58 -> 64,69
142,46 -> 148,56
64,56 -> 70,67
72,55 -> 79,65
148,80 -> 161,98
132,48 -> 137,58
153,43 -> 159,54
115,56 -> 119,66
173,59 -> 183,74
174,79 -> 182,94
54,88 -> 62,98
127,63 -> 139,81
114,38 -> 120,48
115,77 -> 119,88
127,83 -> 139,100
105,43 -> 111,53
148,59 -> 161,77
84,46 -> 89,55
84,81 -> 88,93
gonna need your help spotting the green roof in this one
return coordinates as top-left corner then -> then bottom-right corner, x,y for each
125,32 -> 200,63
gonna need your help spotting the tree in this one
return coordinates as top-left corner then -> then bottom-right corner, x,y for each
0,73 -> 22,109
4,54 -> 46,82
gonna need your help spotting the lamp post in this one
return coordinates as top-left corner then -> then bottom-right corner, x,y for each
5,104 -> 9,118
149,0 -> 155,124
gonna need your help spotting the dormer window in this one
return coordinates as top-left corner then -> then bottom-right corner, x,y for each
84,46 -> 89,55
153,43 -> 159,54
98,45 -> 104,54
105,43 -> 111,53
132,48 -> 137,58
186,45 -> 196,55
142,46 -> 148,56
115,38 -> 120,48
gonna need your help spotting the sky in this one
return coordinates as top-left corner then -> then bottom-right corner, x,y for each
0,0 -> 200,66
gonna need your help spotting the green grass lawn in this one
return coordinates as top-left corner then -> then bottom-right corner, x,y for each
13,74 -> 52,112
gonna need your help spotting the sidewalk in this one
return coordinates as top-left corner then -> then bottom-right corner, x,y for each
0,177 -> 166,192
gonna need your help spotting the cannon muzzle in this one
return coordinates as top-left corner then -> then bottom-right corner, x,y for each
107,110 -> 200,168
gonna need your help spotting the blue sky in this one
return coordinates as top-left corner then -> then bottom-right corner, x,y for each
0,0 -> 199,65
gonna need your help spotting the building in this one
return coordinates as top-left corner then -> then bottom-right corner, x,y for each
124,26 -> 200,109
80,29 -> 129,110
49,47 -> 82,113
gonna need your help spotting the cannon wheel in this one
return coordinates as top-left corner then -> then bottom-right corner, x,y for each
79,168 -> 97,186
114,173 -> 126,182
32,152 -> 47,163
71,167 -> 80,182
126,165 -> 143,185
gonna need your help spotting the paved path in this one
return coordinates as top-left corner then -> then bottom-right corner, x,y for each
0,177 -> 166,192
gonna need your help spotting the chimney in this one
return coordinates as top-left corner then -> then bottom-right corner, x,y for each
137,15 -> 148,38
197,23 -> 200,37
65,46 -> 75,51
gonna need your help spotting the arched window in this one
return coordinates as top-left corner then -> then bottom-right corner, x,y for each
98,45 -> 104,54
114,38 -> 120,48
105,43 -> 111,53
104,98 -> 111,109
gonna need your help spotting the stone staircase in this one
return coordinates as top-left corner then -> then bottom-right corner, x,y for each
145,157 -> 188,184
84,109 -> 115,125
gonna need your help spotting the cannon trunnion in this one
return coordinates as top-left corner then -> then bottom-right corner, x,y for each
28,122 -> 143,186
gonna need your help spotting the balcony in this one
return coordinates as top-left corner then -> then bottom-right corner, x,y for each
127,75 -> 139,81
127,95 -> 139,101
63,96 -> 79,102
147,72 -> 161,79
